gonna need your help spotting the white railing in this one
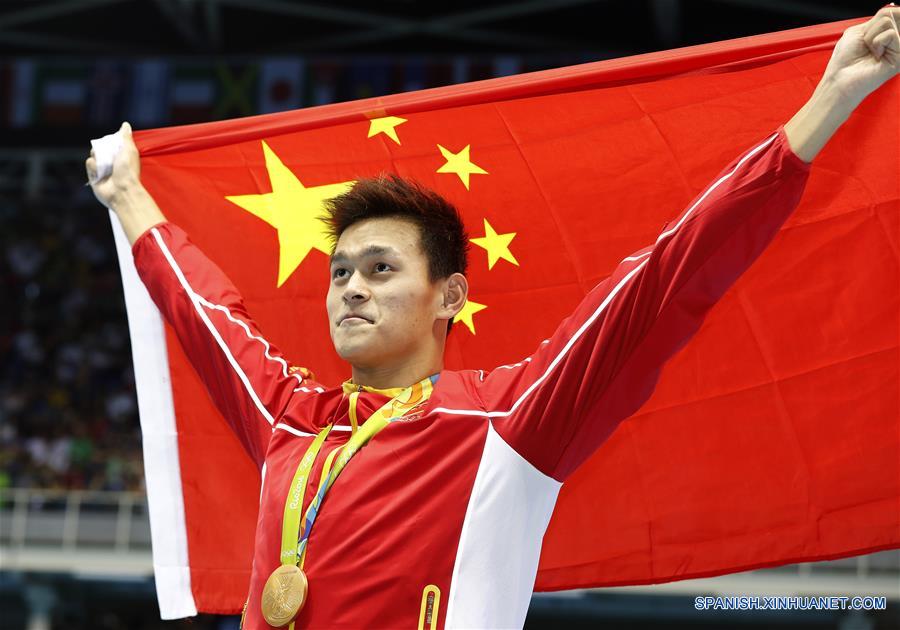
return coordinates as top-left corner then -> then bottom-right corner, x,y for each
0,487 -> 151,552
1,486 -> 897,599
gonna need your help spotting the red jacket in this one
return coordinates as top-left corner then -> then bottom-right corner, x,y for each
133,126 -> 809,629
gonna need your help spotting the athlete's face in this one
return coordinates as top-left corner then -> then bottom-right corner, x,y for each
326,217 -> 446,368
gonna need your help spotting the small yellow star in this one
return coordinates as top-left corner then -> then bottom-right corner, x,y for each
453,299 -> 488,335
471,219 -> 519,270
367,116 -> 407,145
436,144 -> 488,190
225,141 -> 355,288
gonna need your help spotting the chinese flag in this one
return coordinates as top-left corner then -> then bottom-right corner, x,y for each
112,17 -> 898,618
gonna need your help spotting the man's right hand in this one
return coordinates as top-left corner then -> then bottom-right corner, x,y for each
87,121 -> 167,245
86,121 -> 142,211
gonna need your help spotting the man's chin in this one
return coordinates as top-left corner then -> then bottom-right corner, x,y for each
334,342 -> 379,366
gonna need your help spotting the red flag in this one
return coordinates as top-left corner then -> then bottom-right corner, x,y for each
112,17 -> 898,617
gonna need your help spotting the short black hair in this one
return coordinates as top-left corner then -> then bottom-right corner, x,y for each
320,173 -> 469,334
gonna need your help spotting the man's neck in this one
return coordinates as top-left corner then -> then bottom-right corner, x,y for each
350,358 -> 443,390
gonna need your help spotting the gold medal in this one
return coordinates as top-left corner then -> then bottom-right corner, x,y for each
261,564 -> 308,627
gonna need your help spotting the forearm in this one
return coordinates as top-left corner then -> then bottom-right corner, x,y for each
112,184 -> 168,245
783,79 -> 855,164
785,4 -> 900,163
85,122 -> 166,244
132,221 -> 301,462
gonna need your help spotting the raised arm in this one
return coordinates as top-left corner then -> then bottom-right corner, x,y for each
87,124 -> 323,467
475,6 -> 899,482
86,122 -> 166,245
784,5 -> 900,162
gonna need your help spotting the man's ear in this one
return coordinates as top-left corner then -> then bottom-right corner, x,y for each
438,273 -> 468,321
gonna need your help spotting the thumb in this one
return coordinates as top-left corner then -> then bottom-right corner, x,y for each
121,121 -> 132,136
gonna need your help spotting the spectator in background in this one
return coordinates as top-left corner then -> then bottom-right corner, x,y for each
1,194 -> 145,495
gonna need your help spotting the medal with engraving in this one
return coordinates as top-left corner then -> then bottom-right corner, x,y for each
261,564 -> 309,627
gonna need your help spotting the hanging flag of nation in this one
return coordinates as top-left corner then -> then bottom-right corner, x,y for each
110,17 -> 899,618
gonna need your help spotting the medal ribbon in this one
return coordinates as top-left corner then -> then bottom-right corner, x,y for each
277,373 -> 438,571
295,374 -> 437,566
278,425 -> 333,566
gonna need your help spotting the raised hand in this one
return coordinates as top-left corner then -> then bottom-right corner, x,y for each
784,5 -> 900,163
821,5 -> 900,109
85,121 -> 166,244
85,121 -> 142,211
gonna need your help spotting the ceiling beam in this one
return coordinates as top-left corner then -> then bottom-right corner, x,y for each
223,0 -> 598,52
714,0 -> 856,21
153,0 -> 206,51
651,0 -> 682,48
216,0 -> 408,29
0,0 -> 127,31
204,0 -> 223,50
0,30 -> 132,53
435,0 -> 600,29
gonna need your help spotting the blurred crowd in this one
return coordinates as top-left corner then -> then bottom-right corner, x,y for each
1,189 -> 144,494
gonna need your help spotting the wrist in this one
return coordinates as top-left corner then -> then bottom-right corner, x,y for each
109,183 -> 168,246
111,181 -> 150,214
783,79 -> 854,164
812,76 -> 859,119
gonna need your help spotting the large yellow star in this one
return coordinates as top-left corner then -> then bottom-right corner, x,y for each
436,144 -> 488,189
368,116 -> 407,145
453,299 -> 487,335
471,219 -> 519,270
225,141 -> 355,287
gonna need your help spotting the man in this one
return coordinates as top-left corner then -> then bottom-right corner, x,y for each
86,8 -> 899,629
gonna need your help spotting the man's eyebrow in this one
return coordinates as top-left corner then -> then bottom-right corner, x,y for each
330,245 -> 398,265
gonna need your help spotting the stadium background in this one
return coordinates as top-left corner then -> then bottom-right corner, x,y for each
0,1 -> 897,628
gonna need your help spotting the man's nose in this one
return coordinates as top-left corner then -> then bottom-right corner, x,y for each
343,274 -> 369,303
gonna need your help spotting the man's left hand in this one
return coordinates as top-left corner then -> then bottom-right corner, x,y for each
822,5 -> 900,109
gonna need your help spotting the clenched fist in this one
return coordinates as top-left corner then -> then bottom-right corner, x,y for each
85,121 -> 166,244
85,121 -> 142,211
821,5 -> 900,109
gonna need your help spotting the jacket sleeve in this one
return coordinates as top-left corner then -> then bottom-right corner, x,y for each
131,221 -> 324,467
474,125 -> 811,481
